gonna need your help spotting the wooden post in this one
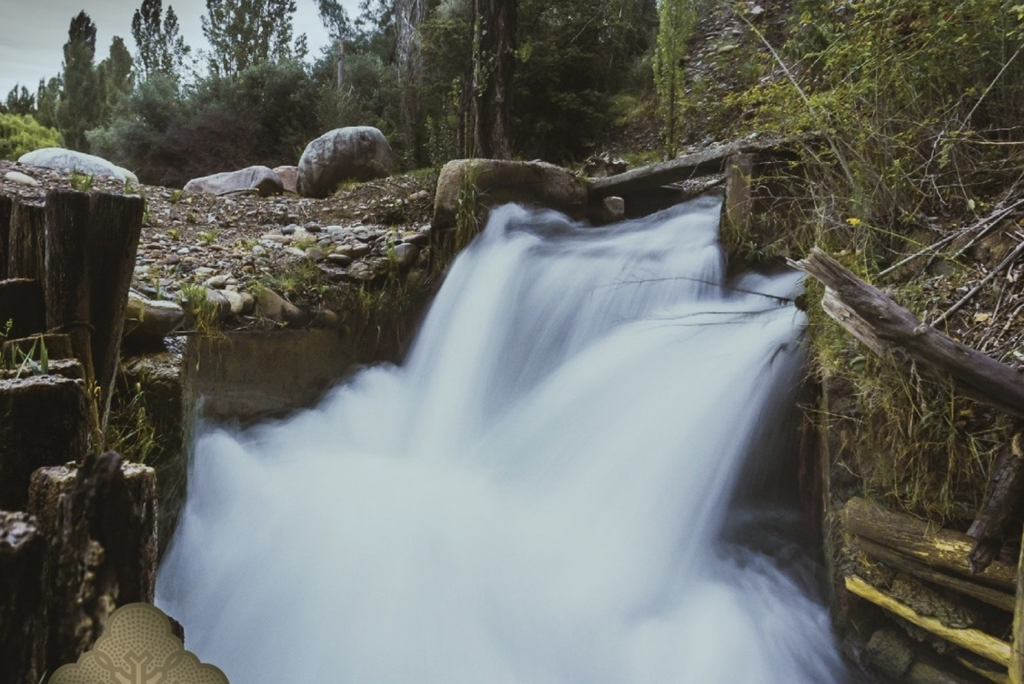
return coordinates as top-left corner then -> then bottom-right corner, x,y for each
724,153 -> 754,237
0,195 -> 11,280
44,189 -> 101,450
0,375 -> 90,510
28,452 -> 157,676
969,430 -> 1024,574
0,511 -> 47,684
86,192 -> 144,431
0,278 -> 45,338
8,201 -> 45,281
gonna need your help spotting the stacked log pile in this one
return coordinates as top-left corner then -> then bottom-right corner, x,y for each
795,249 -> 1024,684
0,189 -> 159,684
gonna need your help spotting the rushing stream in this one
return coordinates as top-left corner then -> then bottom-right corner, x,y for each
157,197 -> 849,683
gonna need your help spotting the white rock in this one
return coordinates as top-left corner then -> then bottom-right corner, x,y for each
4,170 -> 39,186
18,148 -> 138,183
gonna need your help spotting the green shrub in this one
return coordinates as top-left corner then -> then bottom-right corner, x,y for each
0,113 -> 62,161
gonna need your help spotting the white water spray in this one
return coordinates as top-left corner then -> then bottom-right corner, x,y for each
158,197 -> 848,683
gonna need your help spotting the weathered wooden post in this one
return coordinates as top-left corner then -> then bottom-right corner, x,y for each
0,511 -> 47,684
9,200 -> 45,280
28,452 -> 157,677
0,278 -> 45,339
0,375 -> 90,510
1013,547 -> 1024,684
0,195 -> 11,280
86,192 -> 144,432
724,153 -> 754,238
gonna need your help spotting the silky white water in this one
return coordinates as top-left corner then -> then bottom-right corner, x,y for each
157,197 -> 848,683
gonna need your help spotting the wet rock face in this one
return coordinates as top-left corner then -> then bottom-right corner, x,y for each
432,159 -> 588,230
183,166 -> 284,197
298,127 -> 394,199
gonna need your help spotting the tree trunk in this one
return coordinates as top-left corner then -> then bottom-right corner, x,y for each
8,201 -> 45,281
791,248 -> 1024,419
842,496 -> 1017,590
470,0 -> 516,159
0,511 -> 47,684
86,192 -> 144,433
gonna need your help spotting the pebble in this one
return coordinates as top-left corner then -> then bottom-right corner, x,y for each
284,246 -> 306,257
327,253 -> 352,267
205,275 -> 231,289
5,171 -> 39,186
281,224 -> 298,235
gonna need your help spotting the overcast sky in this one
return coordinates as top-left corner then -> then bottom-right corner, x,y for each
0,0 -> 362,98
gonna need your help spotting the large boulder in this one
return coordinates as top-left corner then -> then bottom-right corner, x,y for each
297,126 -> 393,198
18,148 -> 138,183
183,165 -> 283,197
432,159 -> 589,230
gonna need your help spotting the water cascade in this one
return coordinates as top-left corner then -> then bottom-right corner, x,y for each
157,197 -> 849,683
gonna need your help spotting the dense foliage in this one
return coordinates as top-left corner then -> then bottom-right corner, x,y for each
0,113 -> 62,161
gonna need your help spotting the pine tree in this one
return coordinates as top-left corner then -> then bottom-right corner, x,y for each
202,0 -> 300,76
57,11 -> 102,151
97,37 -> 135,122
131,0 -> 191,80
4,85 -> 35,116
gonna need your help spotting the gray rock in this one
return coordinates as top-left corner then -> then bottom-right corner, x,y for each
432,159 -> 588,230
392,242 -> 419,269
281,224 -> 298,235
327,253 -> 352,267
220,289 -> 246,315
123,293 -> 184,345
4,171 -> 39,186
205,275 -> 231,289
273,165 -> 299,193
401,230 -> 430,246
310,309 -> 340,329
335,243 -> 372,259
297,126 -> 394,198
255,288 -> 304,325
589,195 -> 625,225
183,165 -> 283,197
18,148 -> 138,183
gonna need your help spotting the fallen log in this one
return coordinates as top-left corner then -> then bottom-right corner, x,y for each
842,497 -> 1017,591
968,430 -> 1024,574
790,248 -> 1024,419
846,574 -> 1012,667
854,536 -> 1015,612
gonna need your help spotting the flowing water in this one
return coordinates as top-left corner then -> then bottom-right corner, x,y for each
157,197 -> 849,683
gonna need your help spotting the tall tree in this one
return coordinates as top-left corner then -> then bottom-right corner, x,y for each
202,0 -> 300,76
465,0 -> 516,159
653,0 -> 697,157
317,0 -> 352,88
57,11 -> 101,151
131,0 -> 191,80
36,77 -> 62,130
4,85 -> 35,116
97,37 -> 135,121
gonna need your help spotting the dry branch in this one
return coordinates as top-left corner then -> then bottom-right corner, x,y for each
791,248 -> 1024,419
846,574 -> 1012,667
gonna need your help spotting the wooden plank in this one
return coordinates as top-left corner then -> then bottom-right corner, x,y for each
792,248 -> 1024,419
8,200 -> 45,280
0,195 -> 11,280
846,574 -> 1012,667
589,143 -> 739,197
842,497 -> 1017,591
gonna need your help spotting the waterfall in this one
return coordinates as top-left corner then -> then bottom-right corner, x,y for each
157,196 -> 849,683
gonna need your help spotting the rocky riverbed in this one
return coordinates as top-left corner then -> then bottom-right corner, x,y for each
1,159 -> 436,340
